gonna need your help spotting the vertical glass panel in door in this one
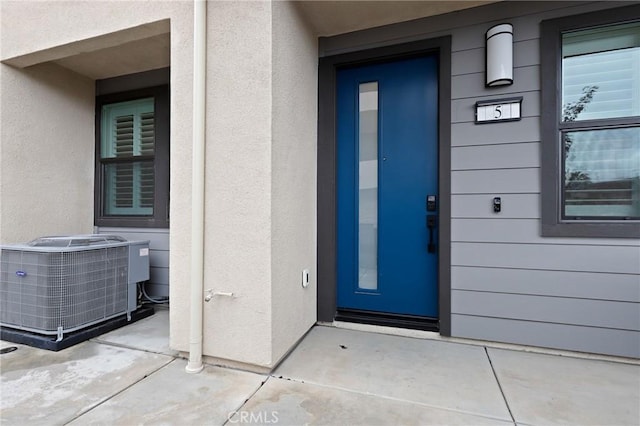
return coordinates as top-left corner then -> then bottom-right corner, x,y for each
358,82 -> 378,290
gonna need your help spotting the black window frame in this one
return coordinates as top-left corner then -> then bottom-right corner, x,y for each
95,84 -> 170,228
540,4 -> 640,238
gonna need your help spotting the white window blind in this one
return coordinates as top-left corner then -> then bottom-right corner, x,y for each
562,22 -> 640,121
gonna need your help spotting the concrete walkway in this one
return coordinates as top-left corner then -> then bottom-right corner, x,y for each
1,309 -> 639,425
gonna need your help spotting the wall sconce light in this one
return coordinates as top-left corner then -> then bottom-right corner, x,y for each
486,23 -> 513,87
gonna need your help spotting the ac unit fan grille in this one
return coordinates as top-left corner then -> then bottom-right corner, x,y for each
0,246 -> 129,334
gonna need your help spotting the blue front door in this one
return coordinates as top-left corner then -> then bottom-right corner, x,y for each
337,55 -> 439,318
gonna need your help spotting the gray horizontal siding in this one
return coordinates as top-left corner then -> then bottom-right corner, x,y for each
452,117 -> 540,146
452,39 -> 539,77
144,282 -> 169,299
452,315 -> 640,358
452,168 -> 540,194
97,227 -> 169,250
452,242 -> 640,274
149,250 -> 169,266
452,66 -> 539,100
452,142 -> 540,170
452,266 -> 640,302
446,1 -> 639,358
452,290 -> 640,331
452,194 -> 540,219
319,0 -> 640,358
150,266 -> 169,285
452,219 -> 640,246
98,227 -> 169,298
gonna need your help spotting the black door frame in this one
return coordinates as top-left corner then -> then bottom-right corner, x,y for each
317,36 -> 452,335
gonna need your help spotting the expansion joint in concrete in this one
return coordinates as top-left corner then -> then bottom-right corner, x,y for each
485,346 -> 516,425
63,357 -> 176,425
222,375 -> 272,426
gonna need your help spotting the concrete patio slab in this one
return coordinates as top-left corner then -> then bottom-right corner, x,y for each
4,317 -> 638,426
234,376 -> 512,426
488,347 -> 640,426
69,358 -> 267,426
0,340 -> 172,425
275,326 -> 511,421
92,307 -> 177,356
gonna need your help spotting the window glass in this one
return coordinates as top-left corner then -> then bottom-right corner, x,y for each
562,22 -> 640,121
101,98 -> 155,216
563,127 -> 640,219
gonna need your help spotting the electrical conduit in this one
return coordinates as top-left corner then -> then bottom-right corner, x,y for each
186,0 -> 206,374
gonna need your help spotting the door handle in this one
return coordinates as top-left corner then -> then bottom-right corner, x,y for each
426,215 -> 437,253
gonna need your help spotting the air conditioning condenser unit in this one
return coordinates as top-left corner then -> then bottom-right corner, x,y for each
0,235 -> 150,342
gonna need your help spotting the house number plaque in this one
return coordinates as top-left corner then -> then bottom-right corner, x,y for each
475,96 -> 523,124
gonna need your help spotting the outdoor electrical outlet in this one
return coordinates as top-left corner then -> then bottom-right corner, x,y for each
302,269 -> 310,288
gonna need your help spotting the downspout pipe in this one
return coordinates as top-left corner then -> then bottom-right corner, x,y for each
186,0 -> 206,374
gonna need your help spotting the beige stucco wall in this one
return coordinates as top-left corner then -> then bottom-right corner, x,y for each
199,0 -> 274,366
270,1 -> 318,363
194,0 -> 318,369
0,1 -> 179,62
1,0 -> 318,371
0,63 -> 94,243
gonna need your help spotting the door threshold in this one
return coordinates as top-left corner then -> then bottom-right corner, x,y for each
335,309 -> 438,332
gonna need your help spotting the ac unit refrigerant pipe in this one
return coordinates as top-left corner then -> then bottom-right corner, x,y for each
186,0 -> 207,374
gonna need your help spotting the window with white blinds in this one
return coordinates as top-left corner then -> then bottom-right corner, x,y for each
560,22 -> 640,220
101,98 -> 155,216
